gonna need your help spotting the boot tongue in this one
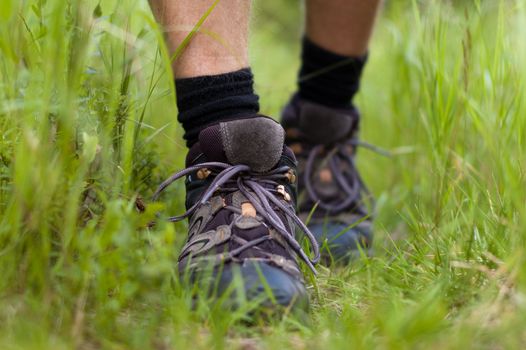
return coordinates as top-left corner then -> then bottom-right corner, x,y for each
298,100 -> 357,144
197,116 -> 285,173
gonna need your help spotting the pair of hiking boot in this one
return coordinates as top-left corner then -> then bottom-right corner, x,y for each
154,96 -> 373,313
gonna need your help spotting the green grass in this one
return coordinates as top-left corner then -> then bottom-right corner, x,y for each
1,0 -> 526,348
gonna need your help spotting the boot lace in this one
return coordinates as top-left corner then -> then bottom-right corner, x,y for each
304,139 -> 388,215
153,162 -> 321,274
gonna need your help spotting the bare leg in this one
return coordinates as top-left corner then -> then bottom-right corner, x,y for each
147,1 -> 314,313
149,0 -> 251,78
279,1 -> 383,263
149,0 -> 258,146
306,0 -> 382,56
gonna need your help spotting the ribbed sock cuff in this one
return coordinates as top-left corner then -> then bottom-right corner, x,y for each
298,37 -> 367,108
176,68 -> 260,147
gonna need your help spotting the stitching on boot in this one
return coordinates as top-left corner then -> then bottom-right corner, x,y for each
220,122 -> 234,163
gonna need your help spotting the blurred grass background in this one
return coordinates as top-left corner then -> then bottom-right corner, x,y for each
1,0 -> 526,348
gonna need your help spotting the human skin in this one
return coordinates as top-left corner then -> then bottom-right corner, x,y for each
149,0 -> 382,78
148,0 -> 250,78
306,0 -> 382,56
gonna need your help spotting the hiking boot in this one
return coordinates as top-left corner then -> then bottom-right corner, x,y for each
281,95 -> 374,264
154,116 -> 319,312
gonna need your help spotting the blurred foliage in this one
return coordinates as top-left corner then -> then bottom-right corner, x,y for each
0,0 -> 525,348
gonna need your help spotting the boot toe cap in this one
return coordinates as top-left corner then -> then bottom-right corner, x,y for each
182,259 -> 309,314
309,221 -> 372,264
216,260 -> 309,311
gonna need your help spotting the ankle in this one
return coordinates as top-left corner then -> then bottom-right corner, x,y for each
176,68 -> 259,147
298,37 -> 367,109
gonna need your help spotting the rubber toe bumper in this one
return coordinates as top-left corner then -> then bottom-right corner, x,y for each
309,222 -> 372,264
212,260 -> 309,313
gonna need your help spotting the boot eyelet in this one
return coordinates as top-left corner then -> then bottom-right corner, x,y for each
197,168 -> 211,180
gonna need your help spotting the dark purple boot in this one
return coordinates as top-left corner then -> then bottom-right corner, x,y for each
282,95 -> 374,264
154,116 -> 319,312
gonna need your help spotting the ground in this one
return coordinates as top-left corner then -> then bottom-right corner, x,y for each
0,0 -> 525,349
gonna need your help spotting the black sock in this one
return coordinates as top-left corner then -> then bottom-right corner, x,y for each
176,68 -> 260,147
298,37 -> 367,109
